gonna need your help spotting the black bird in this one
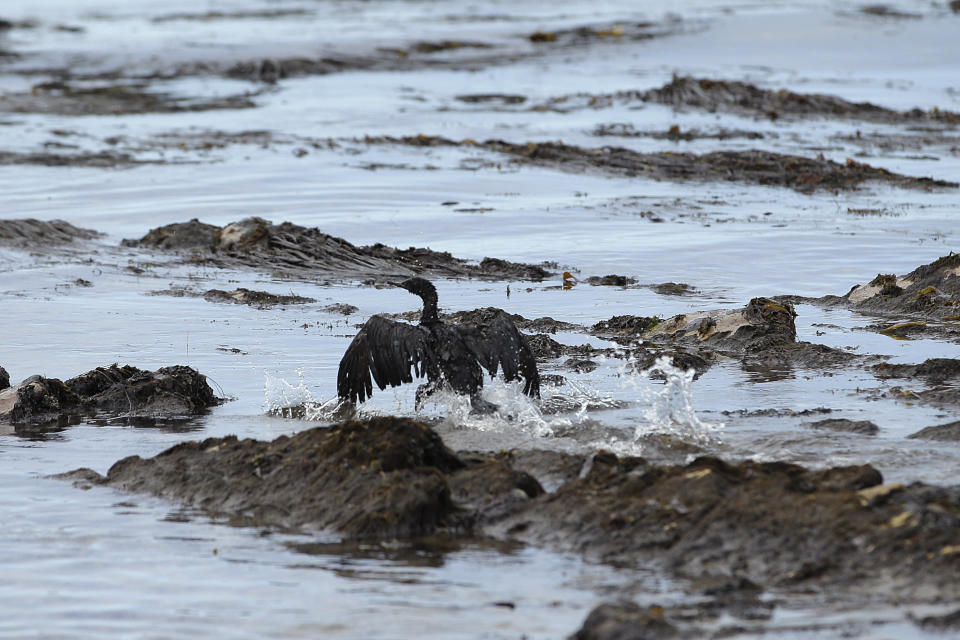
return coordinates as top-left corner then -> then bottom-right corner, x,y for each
337,277 -> 540,413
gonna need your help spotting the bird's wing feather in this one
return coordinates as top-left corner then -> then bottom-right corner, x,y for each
455,313 -> 540,397
337,315 -> 432,403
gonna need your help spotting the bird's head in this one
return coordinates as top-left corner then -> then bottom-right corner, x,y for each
396,277 -> 437,299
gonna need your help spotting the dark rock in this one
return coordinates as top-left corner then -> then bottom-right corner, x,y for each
913,608 -> 960,630
805,418 -> 880,435
631,350 -> 712,379
0,82 -> 259,116
502,449 -> 586,493
320,302 -> 359,315
491,453 -> 956,595
64,364 -> 219,416
643,297 -> 797,353
0,364 -> 220,427
652,282 -> 695,296
124,217 -> 553,282
540,373 -> 567,387
370,135 -> 956,193
202,288 -> 315,307
0,365 -> 8,391
526,333 -> 567,359
639,75 -> 960,126
456,93 -> 526,105
564,358 -> 598,373
125,218 -> 219,250
836,254 -> 960,323
0,218 -> 101,246
0,375 -> 82,425
58,420 -> 960,598
908,420 -> 960,441
571,602 -> 679,640
586,274 -> 637,287
0,150 -> 148,169
593,314 -> 661,335
60,417 -> 465,538
873,358 -> 960,384
448,456 -> 543,522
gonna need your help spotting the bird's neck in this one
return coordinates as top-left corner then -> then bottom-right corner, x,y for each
419,294 -> 439,325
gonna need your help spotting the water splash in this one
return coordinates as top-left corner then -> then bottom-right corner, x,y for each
263,370 -> 352,421
261,355 -> 721,452
620,354 -> 723,446
416,379 -> 559,438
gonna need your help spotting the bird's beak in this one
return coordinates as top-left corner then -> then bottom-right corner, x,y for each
391,280 -> 409,290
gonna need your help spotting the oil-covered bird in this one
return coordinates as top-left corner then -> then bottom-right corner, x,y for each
337,277 -> 540,413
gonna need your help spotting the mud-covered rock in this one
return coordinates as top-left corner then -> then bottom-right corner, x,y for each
525,333 -> 601,360
634,76 -> 960,125
652,282 -> 696,296
490,453 -> 960,597
526,333 -> 567,359
805,418 -> 880,435
563,358 -> 599,373
202,288 -> 316,307
912,608 -> 960,630
124,217 -> 553,282
611,298 -> 797,353
571,602 -> 680,640
592,314 -> 662,336
62,417 -> 466,538
0,81 -> 260,116
0,364 -> 220,426
150,286 -> 316,308
0,150 -> 148,168
907,420 -> 960,441
320,302 -> 359,315
593,122 -> 765,142
0,218 -> 101,246
58,420 -> 960,600
131,218 -> 220,250
369,135 -> 956,193
630,349 -> 712,380
64,364 -> 219,416
830,254 -> 960,323
586,274 -> 637,287
873,358 -> 960,384
0,375 -> 82,425
592,298 -> 856,373
445,308 -> 582,334
448,455 -> 544,523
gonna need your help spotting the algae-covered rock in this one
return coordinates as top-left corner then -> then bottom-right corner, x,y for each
840,254 -> 960,321
595,297 -> 797,353
124,217 -> 553,281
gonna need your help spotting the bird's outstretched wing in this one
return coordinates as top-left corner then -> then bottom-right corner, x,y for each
455,312 -> 540,397
337,315 -> 432,403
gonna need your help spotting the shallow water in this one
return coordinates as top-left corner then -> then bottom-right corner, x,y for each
2,0 -> 960,637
